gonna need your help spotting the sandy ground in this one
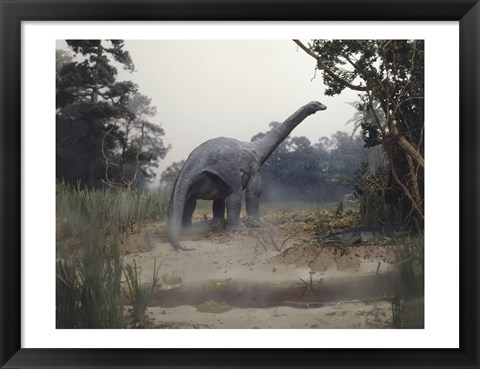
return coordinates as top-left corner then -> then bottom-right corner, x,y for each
123,217 -> 402,329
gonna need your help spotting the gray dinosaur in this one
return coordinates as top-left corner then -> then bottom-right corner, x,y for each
168,101 -> 327,251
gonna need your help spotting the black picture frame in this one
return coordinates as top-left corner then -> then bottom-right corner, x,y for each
1,0 -> 479,368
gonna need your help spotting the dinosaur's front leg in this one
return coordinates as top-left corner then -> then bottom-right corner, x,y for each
245,173 -> 262,222
225,191 -> 243,228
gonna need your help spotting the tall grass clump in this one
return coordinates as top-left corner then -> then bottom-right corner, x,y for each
56,215 -> 124,328
56,181 -> 169,328
391,227 -> 424,328
330,165 -> 410,227
123,258 -> 161,327
56,182 -> 125,328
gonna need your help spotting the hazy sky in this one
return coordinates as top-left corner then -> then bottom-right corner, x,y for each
59,40 -> 360,173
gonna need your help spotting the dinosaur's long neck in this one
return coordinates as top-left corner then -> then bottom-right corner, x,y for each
253,104 -> 313,165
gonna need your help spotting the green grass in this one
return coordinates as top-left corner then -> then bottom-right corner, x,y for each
56,214 -> 125,328
391,228 -> 424,328
56,181 -> 169,328
123,258 -> 161,327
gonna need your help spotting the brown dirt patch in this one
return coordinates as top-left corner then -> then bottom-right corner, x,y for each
122,209 -> 407,329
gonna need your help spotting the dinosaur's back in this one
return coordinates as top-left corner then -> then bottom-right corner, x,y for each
182,137 -> 257,184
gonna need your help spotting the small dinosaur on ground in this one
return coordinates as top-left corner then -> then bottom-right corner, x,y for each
168,101 -> 327,251
317,225 -> 412,246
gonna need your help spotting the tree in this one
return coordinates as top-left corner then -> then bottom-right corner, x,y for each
56,40 -> 169,189
103,93 -> 171,191
345,101 -> 386,175
250,124 -> 369,203
294,40 -> 424,224
159,160 -> 185,192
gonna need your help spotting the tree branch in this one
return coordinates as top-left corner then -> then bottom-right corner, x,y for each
293,40 -> 368,92
101,119 -> 118,186
397,136 -> 425,168
390,162 -> 424,221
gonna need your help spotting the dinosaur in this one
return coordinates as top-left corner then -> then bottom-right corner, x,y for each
168,101 -> 327,251
317,225 -> 412,245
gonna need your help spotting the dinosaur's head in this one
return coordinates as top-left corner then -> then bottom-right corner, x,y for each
307,101 -> 327,114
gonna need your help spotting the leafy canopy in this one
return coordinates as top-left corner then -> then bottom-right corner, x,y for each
56,40 -> 169,190
295,40 -> 424,224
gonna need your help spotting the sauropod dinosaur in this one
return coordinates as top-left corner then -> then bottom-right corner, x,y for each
168,101 -> 327,251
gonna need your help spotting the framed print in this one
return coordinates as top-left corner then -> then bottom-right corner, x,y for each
1,0 -> 479,368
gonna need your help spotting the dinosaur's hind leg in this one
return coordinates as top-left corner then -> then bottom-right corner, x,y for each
212,199 -> 225,220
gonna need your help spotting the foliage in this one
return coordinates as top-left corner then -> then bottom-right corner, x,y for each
56,181 -> 169,328
392,229 -> 424,328
56,185 -> 125,328
250,126 -> 370,203
295,40 -> 424,226
330,164 -> 397,226
103,93 -> 171,191
56,40 -> 169,189
159,160 -> 186,192
123,258 -> 161,327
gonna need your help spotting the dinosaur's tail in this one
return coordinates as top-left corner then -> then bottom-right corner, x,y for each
167,173 -> 195,252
